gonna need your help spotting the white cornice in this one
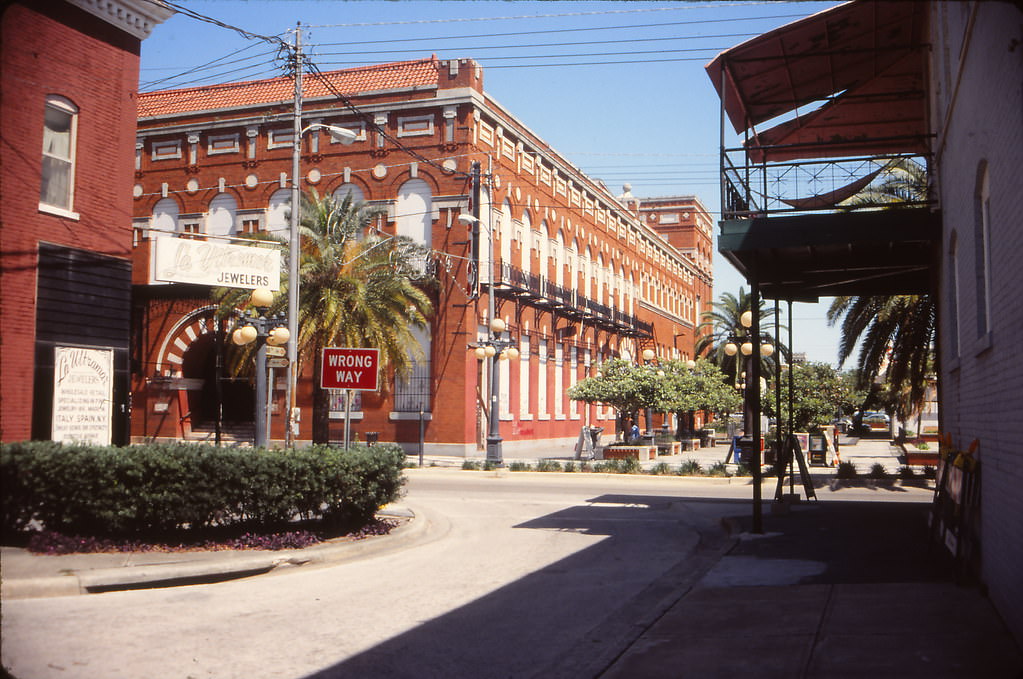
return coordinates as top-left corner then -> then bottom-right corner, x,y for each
68,0 -> 174,41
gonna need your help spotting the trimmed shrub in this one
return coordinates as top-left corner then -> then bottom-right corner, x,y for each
707,462 -> 730,477
508,461 -> 532,472
1,441 -> 405,538
678,459 -> 702,476
535,459 -> 562,472
836,461 -> 858,479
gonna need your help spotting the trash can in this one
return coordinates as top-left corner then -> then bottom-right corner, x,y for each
366,432 -> 379,446
700,428 -> 716,448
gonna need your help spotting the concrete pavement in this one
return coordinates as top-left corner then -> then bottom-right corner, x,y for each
2,437 -> 1020,678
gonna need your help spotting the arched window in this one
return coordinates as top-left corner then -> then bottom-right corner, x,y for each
396,179 -> 432,246
266,189 -> 291,234
206,193 -> 237,237
151,197 -> 179,233
333,183 -> 364,204
500,199 -> 513,265
520,210 -> 532,272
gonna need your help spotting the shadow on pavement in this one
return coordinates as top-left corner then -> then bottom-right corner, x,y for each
300,493 -> 744,679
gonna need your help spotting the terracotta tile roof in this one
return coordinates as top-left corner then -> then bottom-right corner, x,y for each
138,59 -> 441,118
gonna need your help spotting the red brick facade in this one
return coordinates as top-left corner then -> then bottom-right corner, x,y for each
0,0 -> 171,442
131,58 -> 714,455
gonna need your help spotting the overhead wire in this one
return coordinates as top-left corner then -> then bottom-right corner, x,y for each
310,13 -> 806,46
305,3 -> 783,28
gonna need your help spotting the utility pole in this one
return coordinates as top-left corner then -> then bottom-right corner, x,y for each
286,23 -> 303,447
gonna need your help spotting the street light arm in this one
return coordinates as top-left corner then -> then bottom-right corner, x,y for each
300,122 -> 358,145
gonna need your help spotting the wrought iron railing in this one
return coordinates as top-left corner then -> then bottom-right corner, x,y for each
721,151 -> 930,220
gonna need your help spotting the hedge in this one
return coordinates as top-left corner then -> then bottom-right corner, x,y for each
0,441 -> 406,538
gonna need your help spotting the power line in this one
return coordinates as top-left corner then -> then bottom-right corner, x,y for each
309,33 -> 746,58
305,3 -> 783,28
311,13 -> 806,47
140,0 -> 286,46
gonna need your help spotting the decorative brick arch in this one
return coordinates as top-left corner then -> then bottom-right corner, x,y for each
154,304 -> 221,376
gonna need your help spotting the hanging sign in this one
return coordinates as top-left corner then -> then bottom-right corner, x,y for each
51,346 -> 114,445
321,348 -> 379,391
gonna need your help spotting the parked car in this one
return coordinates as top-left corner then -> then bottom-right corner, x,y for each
862,412 -> 890,431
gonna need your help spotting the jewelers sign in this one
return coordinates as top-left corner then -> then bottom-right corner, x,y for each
153,236 -> 280,290
52,346 -> 114,445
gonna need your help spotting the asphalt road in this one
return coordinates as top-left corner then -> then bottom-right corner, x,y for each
2,471 -> 752,679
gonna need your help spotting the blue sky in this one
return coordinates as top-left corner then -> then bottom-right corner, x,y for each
140,0 -> 847,365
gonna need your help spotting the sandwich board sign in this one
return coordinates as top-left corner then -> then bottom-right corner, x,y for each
321,348 -> 379,391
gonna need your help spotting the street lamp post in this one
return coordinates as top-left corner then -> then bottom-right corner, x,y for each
724,309 -> 774,533
232,288 -> 289,448
472,318 -> 519,465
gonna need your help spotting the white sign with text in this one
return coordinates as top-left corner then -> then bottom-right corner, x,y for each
153,236 -> 280,289
51,346 -> 114,445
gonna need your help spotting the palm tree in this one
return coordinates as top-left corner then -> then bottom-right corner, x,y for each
297,189 -> 435,442
827,295 -> 934,422
212,191 -> 435,443
828,157 -> 934,422
695,287 -> 786,385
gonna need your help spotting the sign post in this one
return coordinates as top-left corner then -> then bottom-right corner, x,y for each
321,348 -> 379,448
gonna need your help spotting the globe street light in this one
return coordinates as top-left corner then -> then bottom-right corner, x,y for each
233,287 -> 289,448
470,316 -> 519,465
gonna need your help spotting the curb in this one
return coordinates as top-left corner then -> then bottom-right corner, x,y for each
1,505 -> 423,600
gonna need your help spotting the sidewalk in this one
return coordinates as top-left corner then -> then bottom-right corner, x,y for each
602,498 -> 1023,679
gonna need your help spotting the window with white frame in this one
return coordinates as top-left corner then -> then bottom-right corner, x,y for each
40,96 -> 78,214
208,133 -> 240,155
151,139 -> 182,161
268,128 -> 294,149
328,123 -> 366,144
397,115 -> 434,138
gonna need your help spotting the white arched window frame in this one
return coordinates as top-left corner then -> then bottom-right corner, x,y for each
151,197 -> 179,234
332,183 -> 365,204
266,188 -> 291,234
538,220 -> 550,279
554,232 -> 565,286
206,193 -> 238,237
500,200 -> 513,266
395,178 -> 432,247
520,210 -> 532,273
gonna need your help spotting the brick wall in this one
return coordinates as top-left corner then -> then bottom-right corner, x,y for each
0,1 -> 141,441
932,1 -> 1023,642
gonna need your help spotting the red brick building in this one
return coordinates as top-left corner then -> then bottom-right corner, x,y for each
0,0 -> 172,443
131,58 -> 713,456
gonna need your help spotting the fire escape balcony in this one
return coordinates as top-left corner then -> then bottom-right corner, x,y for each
706,0 -> 940,300
489,263 -> 652,337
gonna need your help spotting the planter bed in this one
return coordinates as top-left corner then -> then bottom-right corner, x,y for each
601,445 -> 657,461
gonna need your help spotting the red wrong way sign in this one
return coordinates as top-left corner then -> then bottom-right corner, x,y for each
321,348 -> 379,391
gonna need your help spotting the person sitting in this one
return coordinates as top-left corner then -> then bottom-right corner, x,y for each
628,421 -> 641,444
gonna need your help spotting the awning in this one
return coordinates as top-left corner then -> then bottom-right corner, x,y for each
718,207 -> 940,299
706,1 -> 929,163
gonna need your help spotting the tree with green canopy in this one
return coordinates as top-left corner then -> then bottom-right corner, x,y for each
764,362 -> 864,433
